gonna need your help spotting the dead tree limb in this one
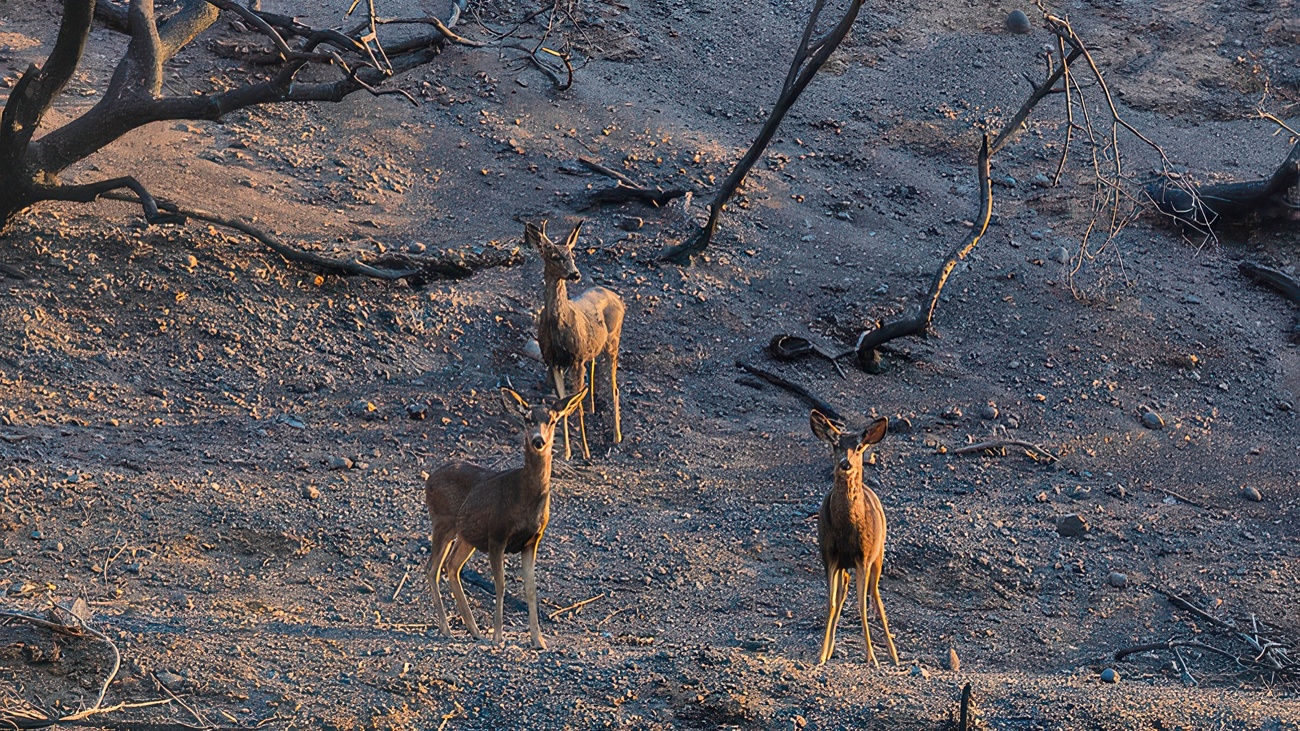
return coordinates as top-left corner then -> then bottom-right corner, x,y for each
577,157 -> 689,209
735,361 -> 843,423
1239,260 -> 1300,305
659,0 -> 863,262
1147,140 -> 1300,228
852,137 -> 992,371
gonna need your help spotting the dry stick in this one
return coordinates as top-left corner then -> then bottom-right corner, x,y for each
734,361 -> 843,423
575,157 -> 688,207
957,682 -> 974,731
1151,486 -> 1208,510
950,438 -> 1058,463
391,570 -> 410,602
853,137 -> 992,371
547,592 -> 604,620
660,0 -> 863,262
152,675 -> 210,730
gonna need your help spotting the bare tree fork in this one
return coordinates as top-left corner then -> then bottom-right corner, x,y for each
852,137 -> 992,372
577,157 -> 689,209
97,191 -> 522,284
735,360 -> 843,423
1147,140 -> 1300,229
659,0 -> 864,263
0,0 -> 467,236
1239,260 -> 1300,305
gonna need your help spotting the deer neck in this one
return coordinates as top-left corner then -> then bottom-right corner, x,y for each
834,471 -> 866,505
543,272 -> 573,317
521,445 -> 554,498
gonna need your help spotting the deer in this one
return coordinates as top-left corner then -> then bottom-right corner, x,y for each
526,220 -> 625,461
809,409 -> 900,667
423,386 -> 586,649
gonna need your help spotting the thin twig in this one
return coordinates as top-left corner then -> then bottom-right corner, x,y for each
547,592 -> 604,620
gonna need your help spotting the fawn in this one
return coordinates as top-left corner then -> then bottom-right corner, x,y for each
526,220 -> 625,460
423,387 -> 586,649
809,410 -> 900,667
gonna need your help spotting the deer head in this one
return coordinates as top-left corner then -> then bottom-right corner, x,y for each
501,387 -> 587,454
810,410 -> 888,477
525,220 -> 583,283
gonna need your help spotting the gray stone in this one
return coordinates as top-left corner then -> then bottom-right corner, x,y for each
979,403 -> 999,420
1107,572 -> 1128,588
1241,486 -> 1263,502
302,485 -> 322,500
348,400 -> 378,418
29,529 -> 43,540
1032,173 -> 1053,188
406,403 -> 428,421
1055,513 -> 1089,538
1006,9 -> 1032,34
1054,246 -> 1070,264
155,670 -> 185,689
327,456 -> 353,471
910,665 -> 931,679
1100,667 -> 1119,683
168,591 -> 192,609
1141,411 -> 1165,429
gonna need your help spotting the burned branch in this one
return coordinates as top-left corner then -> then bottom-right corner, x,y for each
1239,260 -> 1300,306
577,157 -> 689,209
1148,140 -> 1300,229
735,361 -> 843,423
659,0 -> 864,262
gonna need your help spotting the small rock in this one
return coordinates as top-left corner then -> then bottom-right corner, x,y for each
1055,513 -> 1089,538
1032,173 -> 1053,188
302,485 -> 321,500
407,242 -> 427,254
910,665 -> 931,679
65,473 -> 81,484
1100,667 -> 1119,683
941,406 -> 963,421
617,216 -> 644,231
1241,486 -> 1263,502
1053,246 -> 1070,264
155,670 -> 185,689
993,175 -> 1017,189
125,562 -> 142,575
1141,411 -> 1165,429
1107,572 -> 1128,588
29,529 -> 43,540
406,403 -> 428,420
835,211 -> 852,221
349,400 -> 378,418
327,456 -> 353,471
168,591 -> 192,609
1006,9 -> 1032,34
1028,230 -> 1043,241
891,416 -> 913,434
979,403 -> 999,420
946,647 -> 961,672
523,339 -> 544,362
1035,491 -> 1048,502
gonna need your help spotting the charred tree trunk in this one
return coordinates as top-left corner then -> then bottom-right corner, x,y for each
1147,140 -> 1300,230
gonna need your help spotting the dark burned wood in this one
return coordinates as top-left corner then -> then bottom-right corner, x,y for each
958,682 -> 974,731
578,157 -> 688,209
735,361 -> 842,423
1148,140 -> 1300,228
1239,260 -> 1300,305
0,0 -> 465,251
853,137 -> 992,371
660,0 -> 864,262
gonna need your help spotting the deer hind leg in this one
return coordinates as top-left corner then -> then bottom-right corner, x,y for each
445,539 -> 482,641
489,544 -> 508,646
856,564 -> 879,667
609,347 -> 622,444
424,527 -> 457,637
553,367 -> 572,460
575,361 -> 591,459
869,555 -> 899,666
522,540 -> 546,650
586,359 -> 597,414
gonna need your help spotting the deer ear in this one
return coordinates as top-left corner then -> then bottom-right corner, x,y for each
524,221 -> 548,249
809,410 -> 843,446
859,417 -> 888,447
556,388 -> 587,418
563,220 -> 584,250
500,388 -> 530,417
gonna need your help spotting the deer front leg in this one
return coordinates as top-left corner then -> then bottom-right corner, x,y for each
856,564 -> 878,667
609,350 -> 622,444
553,367 -> 572,460
489,544 -> 507,646
522,540 -> 546,650
424,528 -> 457,637
587,359 -> 597,414
869,556 -> 900,666
819,562 -> 843,665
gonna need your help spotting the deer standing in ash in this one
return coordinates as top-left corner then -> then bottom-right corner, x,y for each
527,220 -> 625,460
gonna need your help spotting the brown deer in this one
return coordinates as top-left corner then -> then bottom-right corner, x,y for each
809,410 -> 900,667
423,387 -> 586,649
526,220 -> 625,460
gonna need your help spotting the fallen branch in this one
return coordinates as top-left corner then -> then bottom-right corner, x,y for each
99,192 -> 520,284
1148,140 -> 1300,228
853,137 -> 992,372
547,592 -> 605,620
1239,260 -> 1300,305
734,360 -> 842,422
660,0 -> 864,262
577,157 -> 689,209
950,433 -> 1058,463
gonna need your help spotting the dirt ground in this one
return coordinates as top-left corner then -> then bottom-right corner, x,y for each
1,0 -> 1298,728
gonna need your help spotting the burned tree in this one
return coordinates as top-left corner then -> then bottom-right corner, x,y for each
0,0 -> 525,281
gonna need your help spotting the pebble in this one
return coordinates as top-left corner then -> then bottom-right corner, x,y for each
302,485 -> 322,500
1100,668 -> 1119,683
1107,572 -> 1128,588
1141,411 -> 1165,429
349,400 -> 378,418
407,242 -> 427,254
29,529 -> 43,540
1241,486 -> 1262,502
1055,513 -> 1089,538
327,456 -> 354,471
155,670 -> 185,689
941,406 -> 963,421
946,647 -> 961,672
1053,246 -> 1070,264
1032,172 -> 1053,188
1006,9 -> 1032,34
406,403 -> 429,421
910,665 -> 931,679
168,591 -> 192,609
979,403 -> 999,420
125,562 -> 142,574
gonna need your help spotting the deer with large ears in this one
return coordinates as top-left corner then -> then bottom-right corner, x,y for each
423,387 -> 586,649
526,220 -> 625,460
809,410 -> 900,667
